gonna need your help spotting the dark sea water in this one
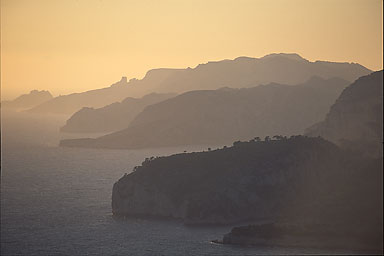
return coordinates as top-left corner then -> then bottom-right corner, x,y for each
1,111 -> 358,255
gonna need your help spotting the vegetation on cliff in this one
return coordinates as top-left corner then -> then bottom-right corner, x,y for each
112,136 -> 382,231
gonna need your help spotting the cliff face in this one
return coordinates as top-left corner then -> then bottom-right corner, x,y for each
306,70 -> 383,157
60,77 -> 349,149
112,137 -> 382,227
60,93 -> 175,133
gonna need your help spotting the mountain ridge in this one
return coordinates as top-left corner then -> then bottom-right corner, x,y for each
60,92 -> 176,133
59,76 -> 350,149
28,53 -> 371,114
1,90 -> 53,110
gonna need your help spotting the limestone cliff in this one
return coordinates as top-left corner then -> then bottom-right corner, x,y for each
306,70 -> 383,157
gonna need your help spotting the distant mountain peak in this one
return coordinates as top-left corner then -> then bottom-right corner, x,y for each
144,68 -> 180,77
262,53 -> 308,62
233,56 -> 255,61
142,68 -> 182,83
1,89 -> 53,110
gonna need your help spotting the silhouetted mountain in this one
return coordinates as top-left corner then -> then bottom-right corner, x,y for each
27,77 -> 135,115
28,53 -> 371,114
151,53 -> 371,93
60,76 -> 349,148
60,93 -> 176,133
1,90 -> 53,110
112,136 -> 382,250
306,70 -> 383,157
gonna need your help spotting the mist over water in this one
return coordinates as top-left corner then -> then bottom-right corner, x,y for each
0,111 -> 357,255
1,0 -> 382,253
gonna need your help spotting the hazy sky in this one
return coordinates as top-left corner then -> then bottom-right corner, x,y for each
1,0 -> 382,100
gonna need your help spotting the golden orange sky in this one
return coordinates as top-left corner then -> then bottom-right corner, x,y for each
1,0 -> 383,100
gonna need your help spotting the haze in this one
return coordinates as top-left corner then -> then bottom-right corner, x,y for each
1,0 -> 383,254
1,0 -> 382,100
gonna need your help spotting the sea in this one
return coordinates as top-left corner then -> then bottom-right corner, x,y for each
1,110 -> 359,255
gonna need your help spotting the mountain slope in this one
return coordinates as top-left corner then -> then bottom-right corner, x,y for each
60,93 -> 176,133
28,53 -> 371,114
1,90 -> 53,110
27,77 -> 133,115
306,70 -> 383,156
60,76 -> 349,149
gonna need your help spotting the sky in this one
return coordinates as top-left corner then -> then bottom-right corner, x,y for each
1,0 -> 383,100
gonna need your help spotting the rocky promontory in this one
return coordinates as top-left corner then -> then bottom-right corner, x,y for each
215,221 -> 382,252
112,136 -> 382,229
